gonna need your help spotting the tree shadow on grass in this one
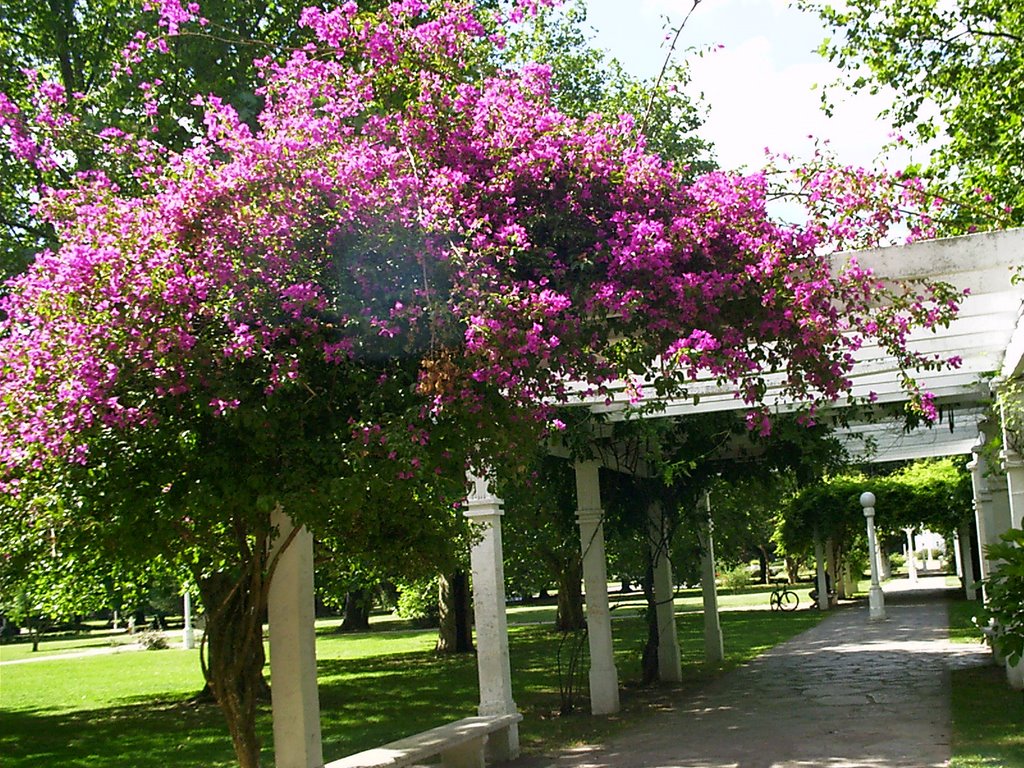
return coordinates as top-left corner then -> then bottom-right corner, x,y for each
0,695 -> 259,768
317,650 -> 479,761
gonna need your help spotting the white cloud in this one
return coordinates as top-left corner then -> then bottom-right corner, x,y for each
585,0 -> 915,171
687,34 -> 899,171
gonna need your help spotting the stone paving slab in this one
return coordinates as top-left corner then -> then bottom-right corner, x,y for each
512,580 -> 990,768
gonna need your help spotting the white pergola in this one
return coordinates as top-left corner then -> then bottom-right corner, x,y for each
268,228 -> 1024,767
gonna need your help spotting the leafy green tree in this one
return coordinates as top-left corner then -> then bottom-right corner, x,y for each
802,0 -> 1021,231
500,0 -> 713,170
0,490 -> 173,649
0,0 -> 323,278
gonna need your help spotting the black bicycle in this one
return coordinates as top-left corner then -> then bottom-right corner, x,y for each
769,582 -> 799,611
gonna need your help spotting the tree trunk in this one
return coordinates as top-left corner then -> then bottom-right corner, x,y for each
196,557 -> 270,768
785,555 -> 800,584
640,558 -> 659,685
339,588 -> 372,632
757,545 -> 770,584
436,570 -> 473,653
555,557 -> 585,632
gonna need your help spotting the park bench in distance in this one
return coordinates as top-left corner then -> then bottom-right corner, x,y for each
325,713 -> 523,768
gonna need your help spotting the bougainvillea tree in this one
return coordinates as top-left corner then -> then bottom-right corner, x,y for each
0,0 -> 964,764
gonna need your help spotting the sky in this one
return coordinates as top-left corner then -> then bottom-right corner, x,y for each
581,0 -> 919,173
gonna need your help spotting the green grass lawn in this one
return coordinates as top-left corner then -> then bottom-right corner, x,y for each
947,598 -> 1024,768
0,601 -> 823,768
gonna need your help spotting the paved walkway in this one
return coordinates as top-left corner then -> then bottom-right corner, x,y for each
512,577 -> 990,768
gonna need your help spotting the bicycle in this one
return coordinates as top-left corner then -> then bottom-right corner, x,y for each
769,582 -> 799,611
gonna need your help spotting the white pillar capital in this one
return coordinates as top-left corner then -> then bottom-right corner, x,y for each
465,473 -> 504,517
576,506 -> 603,525
1001,448 -> 1024,471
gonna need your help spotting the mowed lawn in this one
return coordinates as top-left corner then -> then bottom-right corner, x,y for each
1,596 -> 823,768
947,599 -> 1024,768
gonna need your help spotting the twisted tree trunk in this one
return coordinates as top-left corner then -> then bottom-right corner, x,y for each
196,546 -> 272,768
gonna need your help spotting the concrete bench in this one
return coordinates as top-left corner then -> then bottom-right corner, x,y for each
325,713 -> 523,768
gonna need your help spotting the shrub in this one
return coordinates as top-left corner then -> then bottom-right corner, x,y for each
395,578 -> 439,628
979,527 -> 1024,664
719,565 -> 752,591
136,627 -> 168,650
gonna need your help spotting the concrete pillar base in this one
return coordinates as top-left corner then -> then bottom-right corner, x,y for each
868,586 -> 887,621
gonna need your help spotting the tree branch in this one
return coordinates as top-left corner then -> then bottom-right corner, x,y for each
637,0 -> 701,142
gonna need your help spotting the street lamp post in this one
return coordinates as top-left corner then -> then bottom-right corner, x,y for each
861,492 -> 886,621
182,589 -> 195,650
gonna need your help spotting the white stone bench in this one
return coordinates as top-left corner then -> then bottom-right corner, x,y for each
325,713 -> 523,768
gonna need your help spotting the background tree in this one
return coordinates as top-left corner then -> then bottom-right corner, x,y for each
501,453 -> 587,632
801,0 -> 1021,232
500,0 -> 713,171
0,0 -> 327,278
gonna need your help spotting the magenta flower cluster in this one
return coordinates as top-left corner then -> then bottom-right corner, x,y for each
0,0 -> 962,488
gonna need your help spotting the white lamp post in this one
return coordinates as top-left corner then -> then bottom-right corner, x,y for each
182,588 -> 195,650
861,492 -> 886,621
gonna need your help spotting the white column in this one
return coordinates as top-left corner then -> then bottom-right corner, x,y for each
861,492 -> 886,621
953,529 -> 964,577
648,502 -> 682,682
464,472 -> 520,760
904,527 -> 918,582
699,492 -> 724,664
878,536 -> 892,580
842,559 -> 856,600
574,460 -> 620,715
1003,451 -> 1024,530
969,443 -> 1002,586
182,588 -> 196,650
957,522 -> 978,601
999,398 -> 1024,689
813,534 -> 829,611
268,507 -> 323,768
